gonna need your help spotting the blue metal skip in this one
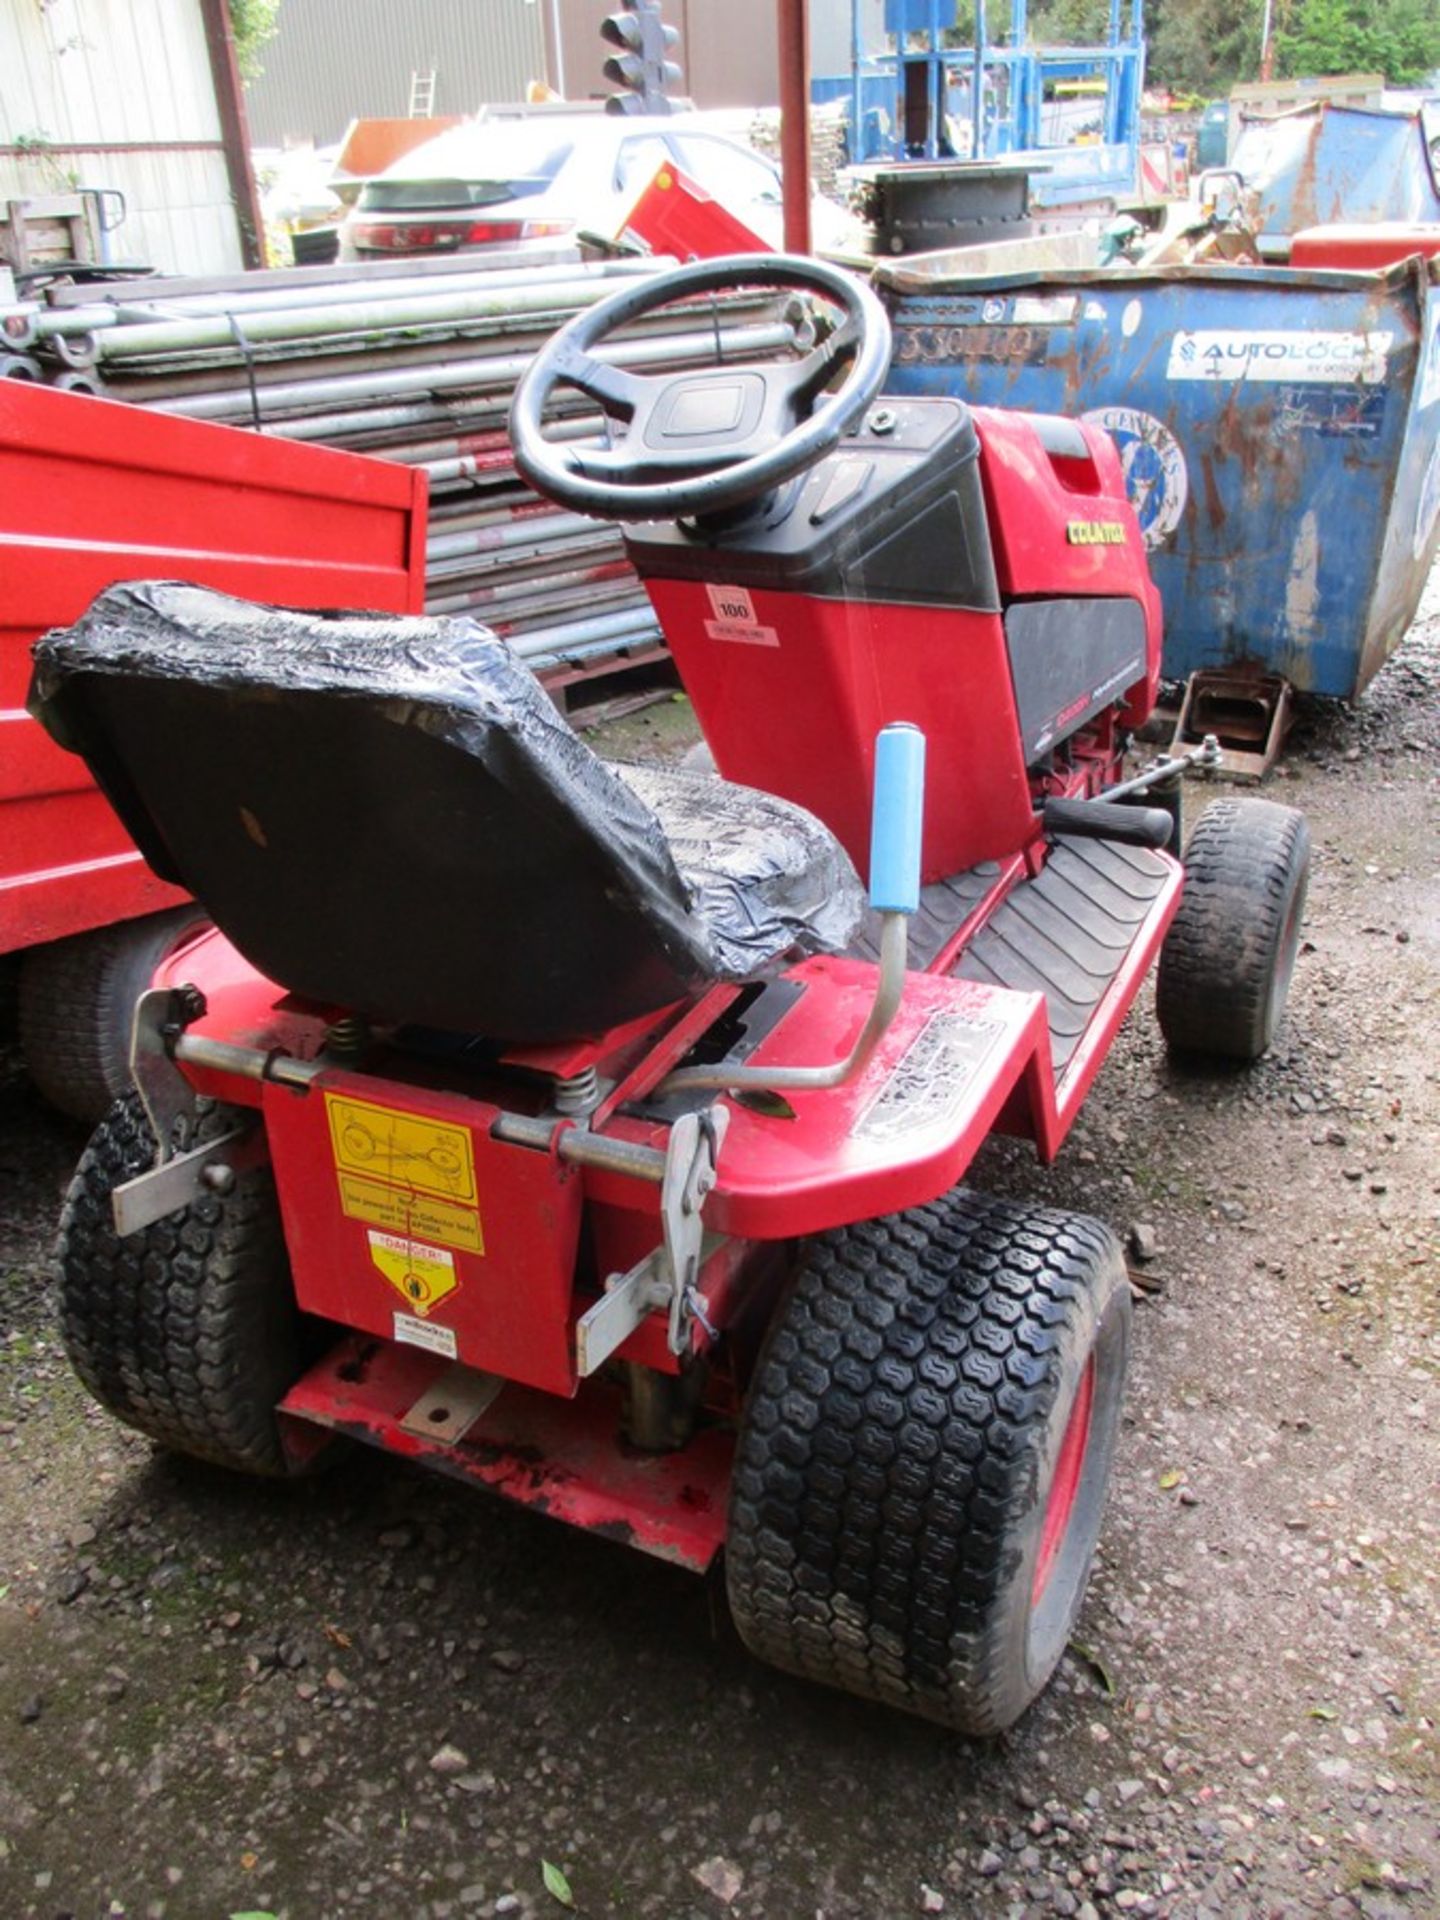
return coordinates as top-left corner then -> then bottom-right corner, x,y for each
880,257 -> 1440,699
1231,105 -> 1440,259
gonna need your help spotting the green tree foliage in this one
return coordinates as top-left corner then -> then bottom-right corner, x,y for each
942,0 -> 1437,93
1147,0 -> 1264,95
1278,0 -> 1440,86
228,0 -> 281,83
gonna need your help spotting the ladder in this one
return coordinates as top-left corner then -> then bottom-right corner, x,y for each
408,68 -> 437,117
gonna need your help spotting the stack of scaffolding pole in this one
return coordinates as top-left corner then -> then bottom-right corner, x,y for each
3,252 -> 802,690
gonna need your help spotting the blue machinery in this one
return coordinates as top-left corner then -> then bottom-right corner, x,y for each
817,0 -> 1147,207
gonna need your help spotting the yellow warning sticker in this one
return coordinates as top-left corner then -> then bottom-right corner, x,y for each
338,1175 -> 484,1255
326,1094 -> 477,1204
367,1229 -> 458,1317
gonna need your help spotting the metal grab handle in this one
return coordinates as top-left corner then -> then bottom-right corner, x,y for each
658,725 -> 925,1098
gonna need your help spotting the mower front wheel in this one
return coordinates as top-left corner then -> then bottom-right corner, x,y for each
726,1190 -> 1130,1734
1157,797 -> 1310,1062
56,1092 -> 312,1476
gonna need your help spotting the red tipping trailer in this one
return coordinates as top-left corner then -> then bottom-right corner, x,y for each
1,380 -> 427,1116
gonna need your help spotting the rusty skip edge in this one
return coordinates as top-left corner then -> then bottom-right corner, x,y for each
875,253 -> 1440,301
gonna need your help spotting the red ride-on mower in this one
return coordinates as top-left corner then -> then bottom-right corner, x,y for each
32,257 -> 1310,1734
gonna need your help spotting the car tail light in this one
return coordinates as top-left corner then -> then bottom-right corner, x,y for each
464,218 -> 575,244
351,218 -> 575,254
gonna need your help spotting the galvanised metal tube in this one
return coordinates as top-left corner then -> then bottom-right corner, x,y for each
427,512 -> 596,561
437,583 -> 640,629
490,1113 -> 666,1183
169,1034 -> 668,1183
508,605 -> 661,656
86,299 -> 777,400
426,559 -> 635,616
147,320 -> 798,424
31,256 -> 665,336
512,632 -> 663,675
88,276 -> 786,365
73,255 -> 663,326
489,583 -> 645,634
39,268 -> 664,358
424,538 -> 622,587
20,257 -> 803,701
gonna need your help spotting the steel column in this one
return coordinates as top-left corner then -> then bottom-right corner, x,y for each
776,0 -> 812,254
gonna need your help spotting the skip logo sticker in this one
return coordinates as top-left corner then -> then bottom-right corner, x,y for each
1066,520 -> 1127,547
1167,329 -> 1390,385
1081,406 -> 1189,551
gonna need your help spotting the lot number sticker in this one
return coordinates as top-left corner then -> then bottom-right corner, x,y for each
704,582 -> 779,647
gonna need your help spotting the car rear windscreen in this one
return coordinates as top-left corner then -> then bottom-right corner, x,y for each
358,133 -> 573,212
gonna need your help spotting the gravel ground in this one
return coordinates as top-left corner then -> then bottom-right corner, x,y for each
1,582 -> 1437,1920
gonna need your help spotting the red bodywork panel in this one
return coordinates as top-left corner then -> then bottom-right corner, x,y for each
970,405 -> 1163,730
647,580 -> 1035,881
641,407 -> 1160,885
621,163 -> 770,259
600,959 -> 1052,1240
1290,224 -> 1440,271
262,1071 -> 584,1398
0,382 -> 427,957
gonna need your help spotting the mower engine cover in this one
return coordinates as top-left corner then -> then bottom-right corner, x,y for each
29,582 -> 865,1042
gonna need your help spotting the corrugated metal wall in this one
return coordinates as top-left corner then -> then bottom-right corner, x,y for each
244,0 -> 550,148
0,0 -> 243,274
246,0 -> 809,140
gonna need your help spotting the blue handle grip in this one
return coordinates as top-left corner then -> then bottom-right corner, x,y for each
869,723 -> 926,914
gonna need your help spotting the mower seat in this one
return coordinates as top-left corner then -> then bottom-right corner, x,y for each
29,583 -> 865,1045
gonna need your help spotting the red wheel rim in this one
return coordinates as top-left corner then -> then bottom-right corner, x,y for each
1032,1355 -> 1095,1606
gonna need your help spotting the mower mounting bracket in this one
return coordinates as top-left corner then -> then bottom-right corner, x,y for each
116,985 -> 265,1236
129,984 -> 206,1160
112,1124 -> 259,1238
575,1106 -> 729,1376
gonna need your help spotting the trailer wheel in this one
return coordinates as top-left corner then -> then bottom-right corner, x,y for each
57,1091 -> 308,1476
19,906 -> 208,1123
727,1190 -> 1130,1734
1156,798 -> 1310,1062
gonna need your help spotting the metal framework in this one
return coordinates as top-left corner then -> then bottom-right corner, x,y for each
833,0 -> 1146,206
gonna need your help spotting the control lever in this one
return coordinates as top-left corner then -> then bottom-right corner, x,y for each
658,724 -> 925,1097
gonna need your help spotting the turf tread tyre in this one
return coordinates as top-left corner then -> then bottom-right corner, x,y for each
727,1189 -> 1130,1734
57,1091 -> 304,1476
19,907 -> 207,1123
1157,798 -> 1309,1062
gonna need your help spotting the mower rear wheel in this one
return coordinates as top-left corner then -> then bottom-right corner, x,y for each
1157,797 -> 1310,1062
19,906 -> 208,1123
56,1091 -> 308,1476
727,1190 -> 1130,1734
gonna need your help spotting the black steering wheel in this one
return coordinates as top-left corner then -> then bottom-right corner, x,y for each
509,253 -> 892,523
